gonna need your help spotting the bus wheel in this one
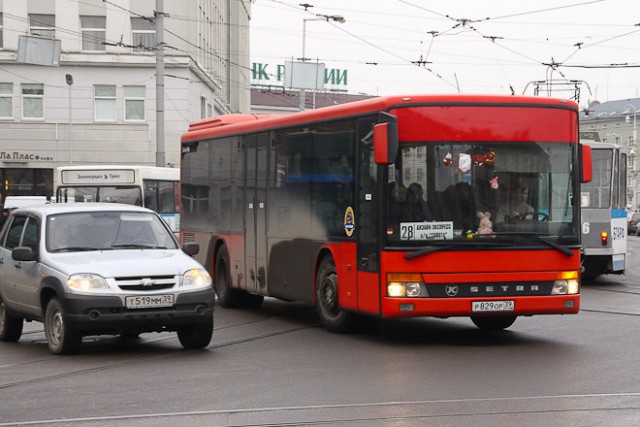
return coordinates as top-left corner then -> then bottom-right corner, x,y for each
316,257 -> 352,333
215,246 -> 242,308
471,315 -> 517,331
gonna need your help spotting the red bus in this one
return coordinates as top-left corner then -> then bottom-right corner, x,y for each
180,94 -> 592,332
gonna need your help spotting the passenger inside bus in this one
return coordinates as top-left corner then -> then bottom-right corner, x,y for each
389,183 -> 424,223
407,183 -> 433,221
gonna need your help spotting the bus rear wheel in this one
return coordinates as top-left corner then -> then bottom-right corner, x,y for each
316,257 -> 352,333
215,246 -> 243,308
471,315 -> 517,331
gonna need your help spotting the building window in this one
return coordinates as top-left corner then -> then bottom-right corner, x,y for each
0,14 -> 4,48
131,17 -> 155,52
94,85 -> 116,121
81,16 -> 106,51
29,14 -> 55,39
124,86 -> 145,121
22,84 -> 44,120
200,96 -> 206,119
0,83 -> 12,119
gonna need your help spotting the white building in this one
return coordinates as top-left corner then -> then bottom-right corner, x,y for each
0,0 -> 250,202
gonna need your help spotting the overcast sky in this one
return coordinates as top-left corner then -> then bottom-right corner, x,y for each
249,0 -> 640,107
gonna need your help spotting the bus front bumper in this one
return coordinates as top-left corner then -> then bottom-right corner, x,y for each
381,295 -> 580,318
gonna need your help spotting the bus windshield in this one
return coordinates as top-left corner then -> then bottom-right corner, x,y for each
57,186 -> 142,205
386,141 -> 578,245
581,148 -> 613,209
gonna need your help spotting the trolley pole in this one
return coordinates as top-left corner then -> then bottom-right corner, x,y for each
155,0 -> 166,167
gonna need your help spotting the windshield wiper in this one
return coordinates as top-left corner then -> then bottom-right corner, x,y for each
490,232 -> 574,257
51,246 -> 99,252
404,240 -> 511,260
111,243 -> 163,249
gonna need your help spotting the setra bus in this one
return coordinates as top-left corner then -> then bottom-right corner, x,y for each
54,165 -> 180,232
180,94 -> 592,332
580,141 -> 628,278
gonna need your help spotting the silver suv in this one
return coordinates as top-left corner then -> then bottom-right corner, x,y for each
0,203 -> 214,354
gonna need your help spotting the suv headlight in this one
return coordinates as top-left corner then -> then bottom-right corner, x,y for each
68,274 -> 109,292
183,269 -> 212,288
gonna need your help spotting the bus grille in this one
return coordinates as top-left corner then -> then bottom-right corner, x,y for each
116,276 -> 176,291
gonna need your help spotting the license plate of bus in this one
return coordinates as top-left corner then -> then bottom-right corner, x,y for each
125,294 -> 174,309
472,300 -> 515,312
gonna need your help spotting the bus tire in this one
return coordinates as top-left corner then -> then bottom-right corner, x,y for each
316,256 -> 352,333
215,246 -> 243,308
471,315 -> 517,331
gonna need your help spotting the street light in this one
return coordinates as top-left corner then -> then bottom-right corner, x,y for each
65,74 -> 73,165
299,13 -> 345,111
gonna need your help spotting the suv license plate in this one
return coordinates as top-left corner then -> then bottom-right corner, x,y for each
472,300 -> 515,312
125,294 -> 174,309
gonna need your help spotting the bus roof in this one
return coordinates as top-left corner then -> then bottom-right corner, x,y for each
182,94 -> 579,143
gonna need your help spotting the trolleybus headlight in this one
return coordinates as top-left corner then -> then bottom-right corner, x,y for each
68,274 -> 109,292
183,269 -> 212,288
386,274 -> 426,297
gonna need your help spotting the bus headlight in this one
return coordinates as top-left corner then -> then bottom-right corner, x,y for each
387,274 -> 427,297
183,269 -> 212,288
552,279 -> 580,295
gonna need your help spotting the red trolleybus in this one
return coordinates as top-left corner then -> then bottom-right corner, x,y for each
180,95 -> 592,332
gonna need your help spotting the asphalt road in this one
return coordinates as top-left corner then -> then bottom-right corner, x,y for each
1,240 -> 640,427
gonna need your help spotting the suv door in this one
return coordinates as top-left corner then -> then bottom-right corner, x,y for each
13,216 -> 41,316
0,215 -> 27,307
0,214 -> 41,318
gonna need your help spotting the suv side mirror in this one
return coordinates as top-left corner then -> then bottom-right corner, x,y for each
182,242 -> 200,256
12,247 -> 35,262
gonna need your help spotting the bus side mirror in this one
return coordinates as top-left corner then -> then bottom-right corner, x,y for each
580,143 -> 592,183
373,119 -> 398,165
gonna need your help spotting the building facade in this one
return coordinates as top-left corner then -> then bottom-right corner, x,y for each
0,0 -> 250,203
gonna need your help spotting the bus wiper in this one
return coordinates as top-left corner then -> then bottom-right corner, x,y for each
404,240 -> 511,260
490,232 -> 574,257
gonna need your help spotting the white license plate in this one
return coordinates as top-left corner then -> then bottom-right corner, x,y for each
125,294 -> 174,309
472,300 -> 515,312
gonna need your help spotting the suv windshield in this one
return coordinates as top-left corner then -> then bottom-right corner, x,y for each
46,211 -> 178,252
386,141 -> 579,246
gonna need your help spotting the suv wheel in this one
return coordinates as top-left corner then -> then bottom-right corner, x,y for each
0,297 -> 23,342
45,298 -> 82,355
177,316 -> 213,350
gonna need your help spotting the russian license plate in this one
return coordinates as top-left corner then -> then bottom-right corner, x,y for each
125,294 -> 174,309
472,300 -> 515,312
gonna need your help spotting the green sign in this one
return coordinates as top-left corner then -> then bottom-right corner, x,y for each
251,62 -> 348,87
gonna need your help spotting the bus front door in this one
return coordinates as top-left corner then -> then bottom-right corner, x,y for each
356,119 -> 381,314
245,133 -> 269,294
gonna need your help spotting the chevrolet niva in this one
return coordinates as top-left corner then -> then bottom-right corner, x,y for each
0,203 -> 214,354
